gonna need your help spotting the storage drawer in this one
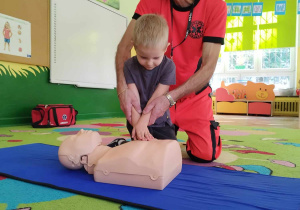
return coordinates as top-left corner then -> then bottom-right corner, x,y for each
248,102 -> 272,116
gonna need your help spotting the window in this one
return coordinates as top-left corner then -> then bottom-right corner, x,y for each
262,48 -> 291,69
228,51 -> 254,70
211,47 -> 296,95
214,1 -> 297,96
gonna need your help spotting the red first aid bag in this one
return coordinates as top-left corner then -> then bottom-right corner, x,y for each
31,104 -> 78,128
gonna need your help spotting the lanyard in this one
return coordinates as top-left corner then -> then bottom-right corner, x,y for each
170,0 -> 194,59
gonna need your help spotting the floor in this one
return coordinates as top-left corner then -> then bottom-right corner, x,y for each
214,114 -> 300,129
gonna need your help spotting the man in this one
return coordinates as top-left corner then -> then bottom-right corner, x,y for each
115,0 -> 227,162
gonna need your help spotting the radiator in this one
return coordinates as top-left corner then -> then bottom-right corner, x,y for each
273,97 -> 299,116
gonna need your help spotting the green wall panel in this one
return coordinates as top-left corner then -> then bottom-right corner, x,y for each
0,0 -> 141,126
0,65 -> 124,126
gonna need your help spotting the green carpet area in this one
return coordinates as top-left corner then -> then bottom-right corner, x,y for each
0,117 -> 299,209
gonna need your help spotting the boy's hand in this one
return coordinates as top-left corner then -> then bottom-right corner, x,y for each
132,123 -> 153,141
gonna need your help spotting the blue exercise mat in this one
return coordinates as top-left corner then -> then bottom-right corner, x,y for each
0,144 -> 299,210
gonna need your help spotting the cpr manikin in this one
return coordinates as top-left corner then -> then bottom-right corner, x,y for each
58,129 -> 182,190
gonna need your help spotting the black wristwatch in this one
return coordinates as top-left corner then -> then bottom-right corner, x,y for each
165,93 -> 176,107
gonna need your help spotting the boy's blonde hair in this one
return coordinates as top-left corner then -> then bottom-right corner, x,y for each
133,14 -> 169,49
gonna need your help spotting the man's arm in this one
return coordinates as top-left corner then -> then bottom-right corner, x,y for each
115,19 -> 141,124
127,83 -> 141,127
143,42 -> 221,125
168,42 -> 221,101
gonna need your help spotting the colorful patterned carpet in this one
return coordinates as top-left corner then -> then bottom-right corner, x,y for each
0,117 -> 299,210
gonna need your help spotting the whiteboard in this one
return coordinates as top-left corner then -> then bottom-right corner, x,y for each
50,0 -> 127,89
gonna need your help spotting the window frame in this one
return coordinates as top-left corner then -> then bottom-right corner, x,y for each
212,47 -> 296,93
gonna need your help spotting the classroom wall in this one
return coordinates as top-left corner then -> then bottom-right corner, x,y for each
297,14 -> 300,89
0,0 -> 298,126
0,0 -> 139,126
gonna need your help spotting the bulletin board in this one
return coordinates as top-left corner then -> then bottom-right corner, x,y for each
0,0 -> 50,67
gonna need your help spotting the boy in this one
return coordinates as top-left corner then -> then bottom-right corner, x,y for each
109,14 -> 176,145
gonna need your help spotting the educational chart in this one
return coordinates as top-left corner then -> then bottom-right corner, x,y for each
0,13 -> 31,58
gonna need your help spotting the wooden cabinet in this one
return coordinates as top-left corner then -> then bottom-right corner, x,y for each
216,101 -> 248,114
216,101 -> 273,116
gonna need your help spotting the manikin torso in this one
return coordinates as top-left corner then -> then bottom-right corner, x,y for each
58,129 -> 182,190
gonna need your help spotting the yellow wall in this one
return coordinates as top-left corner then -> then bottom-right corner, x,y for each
119,0 -> 139,19
119,0 -> 139,56
297,15 -> 300,89
297,47 -> 300,89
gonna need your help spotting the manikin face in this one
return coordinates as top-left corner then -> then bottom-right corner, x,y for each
58,129 -> 102,169
135,45 -> 167,70
173,0 -> 195,8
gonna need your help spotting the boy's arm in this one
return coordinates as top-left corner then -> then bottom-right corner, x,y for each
134,84 -> 170,140
127,83 -> 141,127
128,83 -> 151,140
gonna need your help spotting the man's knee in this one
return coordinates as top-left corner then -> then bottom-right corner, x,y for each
187,147 -> 219,163
186,121 -> 222,163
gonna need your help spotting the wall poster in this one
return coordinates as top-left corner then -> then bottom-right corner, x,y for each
0,13 -> 31,58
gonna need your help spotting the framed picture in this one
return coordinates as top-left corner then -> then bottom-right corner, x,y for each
252,2 -> 263,16
232,3 -> 242,16
241,3 -> 252,16
227,3 -> 232,16
275,1 -> 286,15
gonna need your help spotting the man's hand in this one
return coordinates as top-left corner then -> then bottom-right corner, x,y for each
118,88 -> 141,124
143,95 -> 170,126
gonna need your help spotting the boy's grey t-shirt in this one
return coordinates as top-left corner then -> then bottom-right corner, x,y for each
124,56 -> 176,127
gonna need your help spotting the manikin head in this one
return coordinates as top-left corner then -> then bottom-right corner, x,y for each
58,129 -> 102,169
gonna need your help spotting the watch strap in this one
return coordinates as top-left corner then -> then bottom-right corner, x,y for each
165,93 -> 176,107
